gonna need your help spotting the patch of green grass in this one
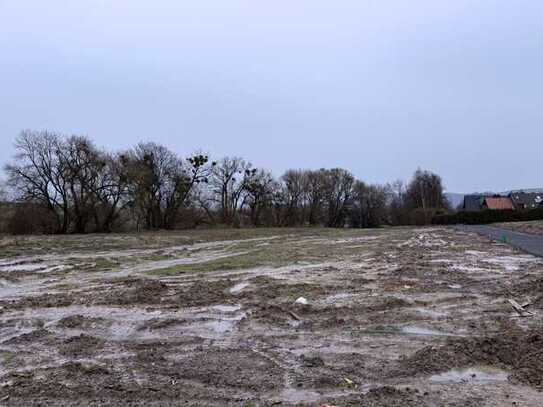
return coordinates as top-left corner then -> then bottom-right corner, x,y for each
0,226 -> 393,258
144,228 -> 394,276
50,282 -> 79,291
145,242 -> 325,276
141,253 -> 174,262
146,252 -> 277,276
0,351 -> 17,364
72,257 -> 123,272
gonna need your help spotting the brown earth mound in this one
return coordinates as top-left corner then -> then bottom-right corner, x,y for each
395,328 -> 543,388
59,334 -> 105,357
175,279 -> 233,307
96,278 -> 169,305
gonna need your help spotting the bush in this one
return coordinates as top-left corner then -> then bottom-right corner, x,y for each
407,208 -> 450,226
0,202 -> 15,234
7,203 -> 58,235
433,209 -> 543,225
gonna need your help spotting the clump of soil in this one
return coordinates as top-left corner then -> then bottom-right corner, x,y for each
5,293 -> 76,310
346,276 -> 373,287
352,386 -> 462,407
136,318 -> 185,331
177,348 -> 284,391
0,272 -> 23,282
0,362 -> 117,402
250,303 -> 309,327
59,334 -> 105,357
95,278 -> 169,305
367,296 -> 411,312
136,349 -> 168,364
395,328 -> 543,388
3,329 -> 54,345
245,276 -> 330,303
63,361 -> 111,376
299,354 -> 325,368
509,277 -> 543,306
57,315 -> 107,329
175,279 -> 232,307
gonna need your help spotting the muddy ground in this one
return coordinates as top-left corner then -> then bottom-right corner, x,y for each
1,227 -> 543,406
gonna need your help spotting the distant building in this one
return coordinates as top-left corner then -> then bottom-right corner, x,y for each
509,191 -> 543,210
460,190 -> 543,212
462,195 -> 486,212
482,196 -> 514,211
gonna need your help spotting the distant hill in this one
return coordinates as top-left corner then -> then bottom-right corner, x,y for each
444,192 -> 465,209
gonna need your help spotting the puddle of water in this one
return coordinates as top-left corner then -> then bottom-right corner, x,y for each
188,311 -> 247,336
206,319 -> 237,334
430,367 -> 509,384
0,264 -> 46,272
2,303 -> 248,342
415,308 -> 447,318
484,256 -> 540,272
229,282 -> 249,294
183,304 -> 246,337
210,304 -> 241,313
279,387 -> 321,403
287,319 -> 302,328
465,250 -> 487,257
325,292 -> 355,302
255,242 -> 271,247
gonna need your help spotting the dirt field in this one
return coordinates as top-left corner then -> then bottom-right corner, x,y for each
495,221 -> 543,236
1,227 -> 543,406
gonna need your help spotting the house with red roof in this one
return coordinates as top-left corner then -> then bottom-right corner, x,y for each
481,196 -> 514,211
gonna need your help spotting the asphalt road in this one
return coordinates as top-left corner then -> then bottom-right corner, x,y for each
456,224 -> 543,258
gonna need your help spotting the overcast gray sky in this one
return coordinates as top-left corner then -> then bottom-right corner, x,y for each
1,0 -> 542,193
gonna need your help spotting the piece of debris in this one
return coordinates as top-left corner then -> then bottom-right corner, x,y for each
343,377 -> 355,387
294,297 -> 308,305
508,299 -> 534,317
287,310 -> 302,321
300,354 -> 325,367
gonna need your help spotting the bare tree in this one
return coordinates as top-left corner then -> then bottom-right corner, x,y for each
91,152 -> 130,232
280,169 -> 307,226
350,181 -> 388,228
162,153 -> 214,229
5,131 -> 71,233
125,143 -> 212,230
244,169 -> 276,226
386,179 -> 407,225
305,169 -> 326,225
0,179 -> 6,202
322,168 -> 354,227
2,131 -> 452,233
209,157 -> 252,226
58,136 -> 106,233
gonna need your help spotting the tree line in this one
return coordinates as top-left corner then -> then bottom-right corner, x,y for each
0,130 -> 450,234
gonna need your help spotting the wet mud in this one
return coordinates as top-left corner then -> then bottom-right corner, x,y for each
1,227 -> 543,406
